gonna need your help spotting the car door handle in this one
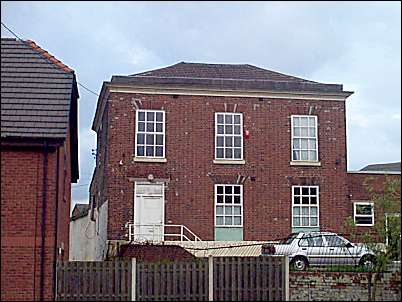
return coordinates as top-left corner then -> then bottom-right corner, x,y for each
302,248 -> 307,251
329,248 -> 335,251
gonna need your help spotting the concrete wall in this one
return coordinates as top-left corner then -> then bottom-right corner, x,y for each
290,271 -> 401,301
69,201 -> 108,261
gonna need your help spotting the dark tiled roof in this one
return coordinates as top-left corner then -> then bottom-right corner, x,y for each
1,38 -> 77,139
70,203 -> 90,221
360,162 -> 401,172
110,62 -> 350,94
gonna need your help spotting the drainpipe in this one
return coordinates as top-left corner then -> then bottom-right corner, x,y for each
39,141 -> 48,301
52,147 -> 60,300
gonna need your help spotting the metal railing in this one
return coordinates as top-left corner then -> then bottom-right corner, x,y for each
125,223 -> 202,243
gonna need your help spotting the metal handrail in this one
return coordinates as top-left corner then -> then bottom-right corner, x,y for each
125,223 -> 202,243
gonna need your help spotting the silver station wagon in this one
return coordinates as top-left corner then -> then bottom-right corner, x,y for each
261,232 -> 376,271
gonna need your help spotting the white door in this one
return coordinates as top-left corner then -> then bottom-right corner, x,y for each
134,182 -> 164,242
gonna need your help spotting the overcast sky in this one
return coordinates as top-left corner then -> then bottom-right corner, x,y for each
2,1 -> 401,209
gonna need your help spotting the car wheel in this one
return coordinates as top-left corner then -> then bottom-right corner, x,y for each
291,256 -> 308,271
359,255 -> 376,270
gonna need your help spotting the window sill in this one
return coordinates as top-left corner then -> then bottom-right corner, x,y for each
133,157 -> 167,163
213,159 -> 246,165
290,161 -> 321,167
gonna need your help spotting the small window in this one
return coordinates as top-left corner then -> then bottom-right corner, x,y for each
354,202 -> 374,226
215,184 -> 243,227
215,113 -> 243,160
291,115 -> 318,161
135,110 -> 165,158
324,235 -> 346,247
292,186 -> 319,227
299,235 -> 324,247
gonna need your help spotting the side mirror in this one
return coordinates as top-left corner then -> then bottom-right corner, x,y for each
345,242 -> 353,248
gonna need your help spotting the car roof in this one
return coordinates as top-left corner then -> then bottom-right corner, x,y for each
297,231 -> 338,236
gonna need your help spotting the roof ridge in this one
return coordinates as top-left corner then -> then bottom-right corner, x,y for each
25,40 -> 74,73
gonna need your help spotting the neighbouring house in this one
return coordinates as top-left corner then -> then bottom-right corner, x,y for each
70,62 -> 400,261
1,38 -> 79,301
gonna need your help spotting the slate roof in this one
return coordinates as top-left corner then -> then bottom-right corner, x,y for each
70,203 -> 90,221
360,162 -> 401,172
1,38 -> 77,139
110,62 -> 351,94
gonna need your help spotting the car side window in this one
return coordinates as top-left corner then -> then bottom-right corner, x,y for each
325,235 -> 345,247
299,235 -> 324,247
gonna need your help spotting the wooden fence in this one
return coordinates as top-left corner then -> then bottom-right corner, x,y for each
56,256 -> 288,301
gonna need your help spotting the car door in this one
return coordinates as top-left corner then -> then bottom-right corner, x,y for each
323,235 -> 354,266
298,234 -> 326,266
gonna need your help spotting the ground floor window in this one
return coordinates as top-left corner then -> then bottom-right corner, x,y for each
354,202 -> 374,226
215,184 -> 243,227
292,186 -> 319,227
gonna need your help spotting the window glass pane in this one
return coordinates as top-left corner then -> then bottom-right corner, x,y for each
293,151 -> 300,160
309,127 -> 316,137
146,112 -> 155,121
293,206 -> 300,215
308,139 -> 316,149
293,138 -> 300,149
310,187 -> 317,195
225,206 -> 232,215
294,187 -> 300,195
300,117 -> 309,126
302,187 -> 309,195
225,217 -> 233,225
216,148 -> 224,158
302,197 -> 309,204
216,216 -> 224,226
309,117 -> 316,127
217,186 -> 223,194
138,111 -> 145,121
300,128 -> 309,137
138,122 -> 145,132
302,207 -> 309,215
294,128 -> 301,136
146,146 -> 154,156
225,186 -> 232,194
217,125 -> 224,134
356,205 -> 373,215
234,137 -> 241,147
234,186 -> 241,194
225,136 -> 233,147
225,196 -> 232,203
310,197 -> 317,204
137,146 -> 144,156
302,217 -> 309,226
156,123 -> 163,132
294,196 -> 300,204
325,235 -> 344,247
234,148 -> 241,159
234,125 -> 241,134
147,122 -> 154,132
217,137 -> 224,147
225,125 -> 233,134
355,217 -> 373,225
301,151 -> 308,160
234,196 -> 241,204
234,115 -> 241,124
293,117 -> 300,126
293,217 -> 300,226
155,146 -> 163,157
146,134 -> 154,145
216,206 -> 223,215
217,195 -> 224,203
233,207 -> 241,214
225,148 -> 233,158
225,115 -> 233,124
310,217 -> 318,226
156,112 -> 163,122
156,135 -> 163,145
310,207 -> 318,215
137,133 -> 145,144
234,217 -> 241,225
309,151 -> 317,161
301,139 -> 308,149
217,114 -> 224,124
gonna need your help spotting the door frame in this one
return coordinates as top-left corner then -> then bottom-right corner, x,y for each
134,181 -> 165,241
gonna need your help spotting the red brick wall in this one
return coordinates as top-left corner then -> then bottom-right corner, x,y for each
1,137 -> 72,300
96,92 -> 349,242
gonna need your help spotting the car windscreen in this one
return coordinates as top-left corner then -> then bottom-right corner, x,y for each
279,233 -> 298,244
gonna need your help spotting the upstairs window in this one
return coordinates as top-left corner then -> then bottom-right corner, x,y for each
215,113 -> 243,160
291,115 -> 318,161
135,110 -> 165,158
354,202 -> 374,226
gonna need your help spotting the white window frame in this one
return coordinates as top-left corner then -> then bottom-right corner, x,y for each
291,185 -> 320,228
215,112 -> 243,161
354,202 -> 374,226
214,184 -> 243,227
135,109 -> 166,158
291,115 -> 318,162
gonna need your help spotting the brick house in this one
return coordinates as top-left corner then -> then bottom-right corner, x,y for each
1,38 -> 79,301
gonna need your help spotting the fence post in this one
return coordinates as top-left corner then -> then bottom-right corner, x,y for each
208,256 -> 214,301
284,255 -> 289,301
131,258 -> 136,301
